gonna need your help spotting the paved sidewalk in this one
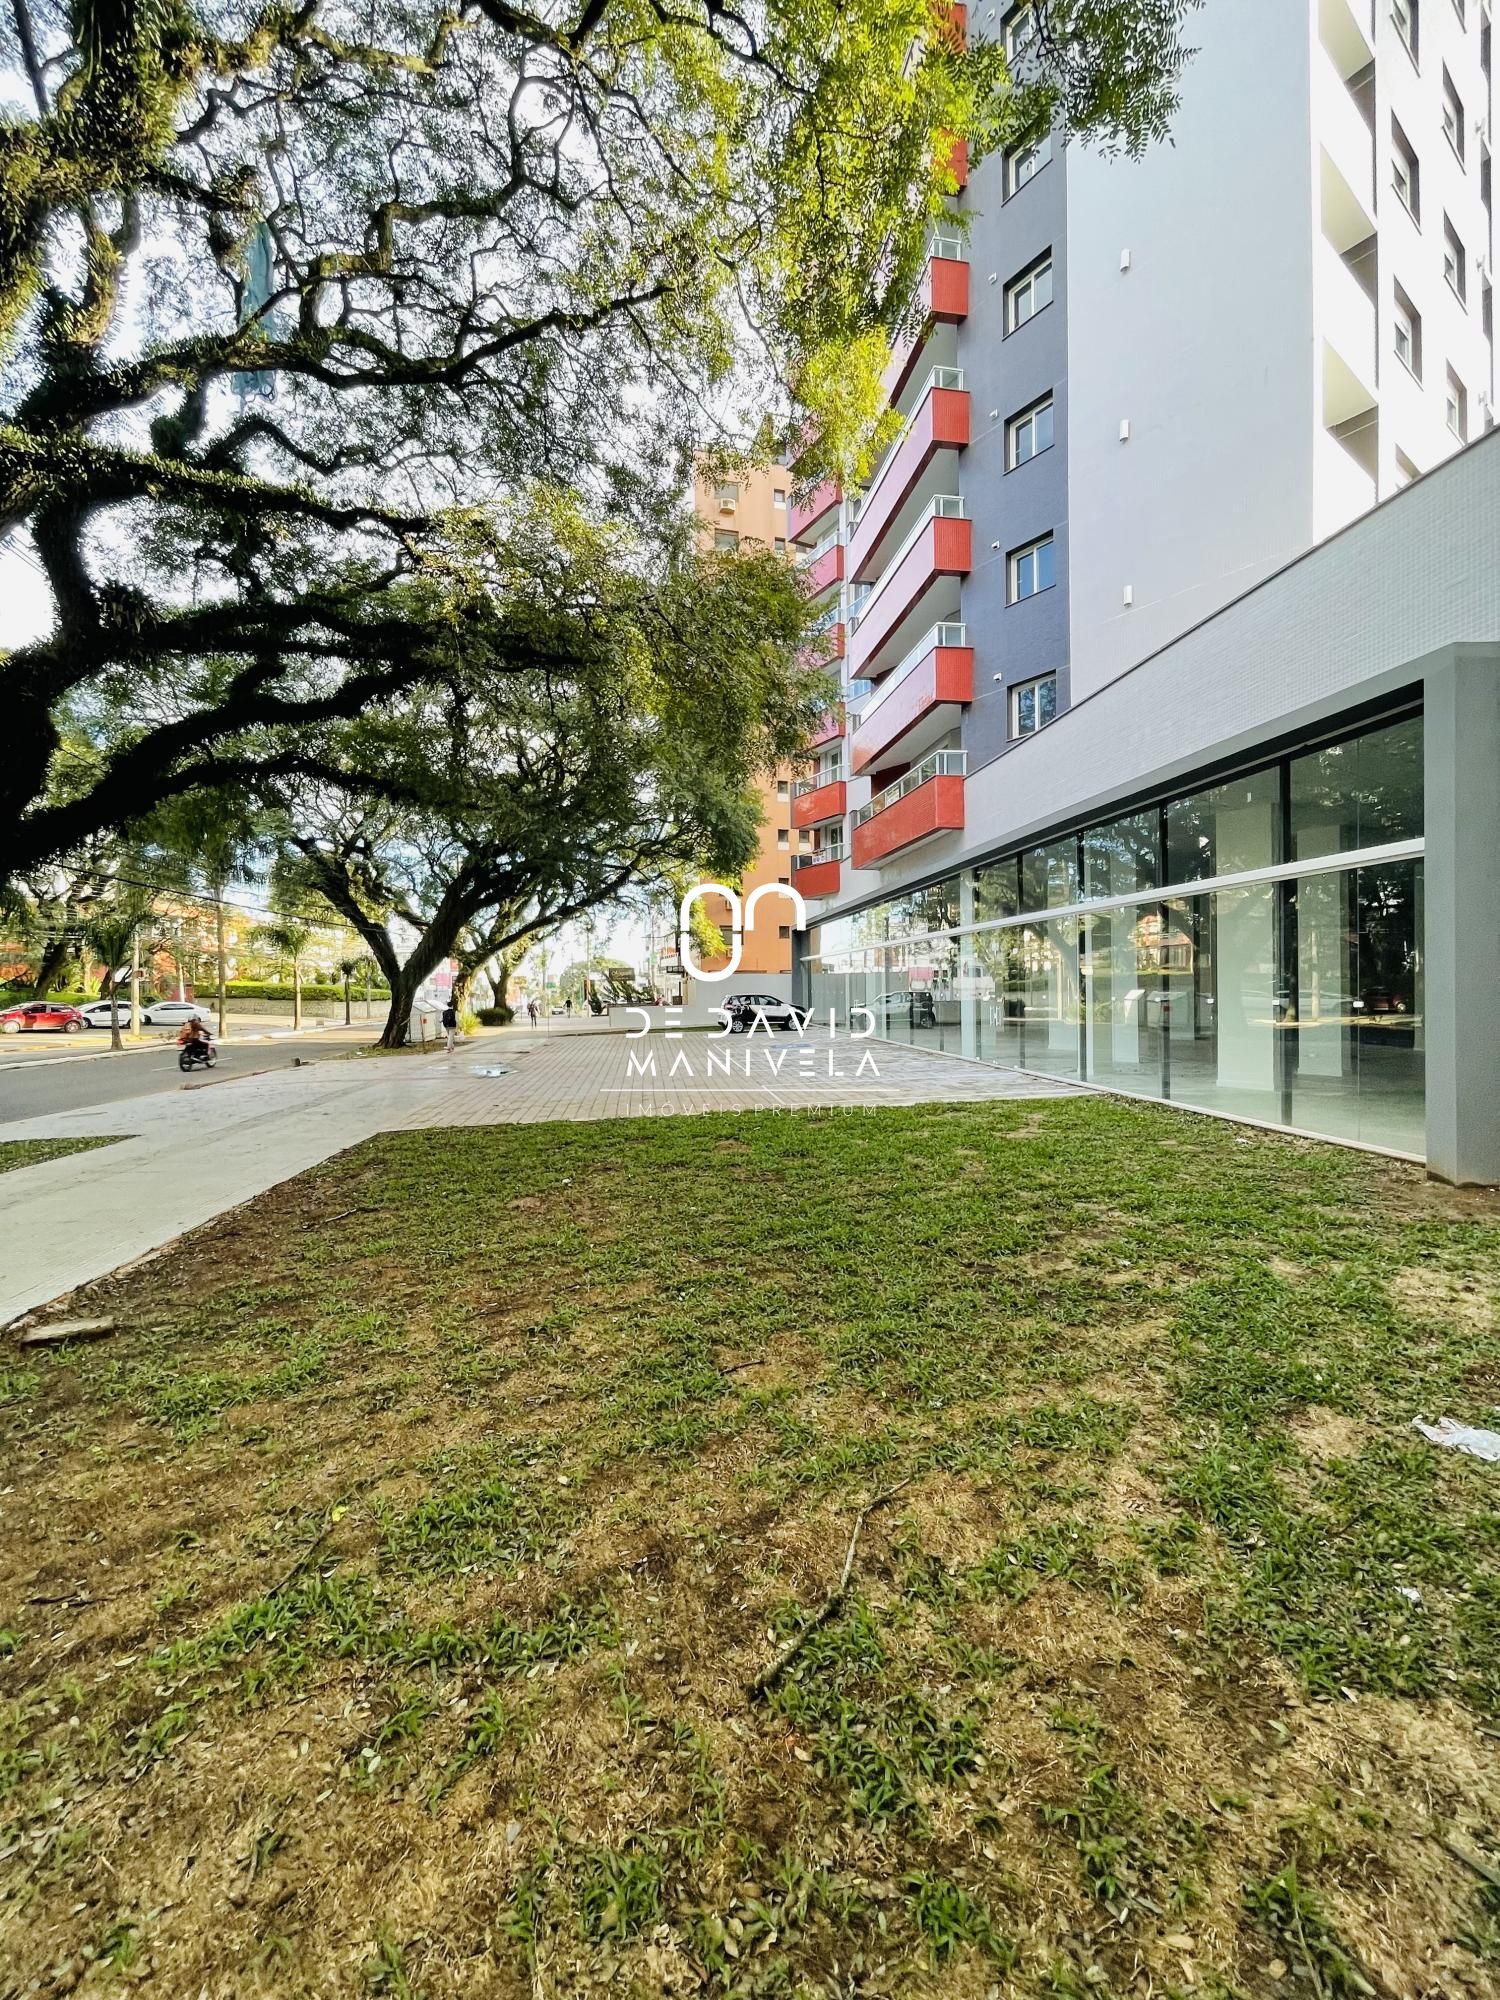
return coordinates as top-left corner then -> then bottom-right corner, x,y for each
0,1030 -> 1078,1324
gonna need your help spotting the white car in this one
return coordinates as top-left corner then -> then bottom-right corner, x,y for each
79,1000 -> 131,1028
140,999 -> 206,1026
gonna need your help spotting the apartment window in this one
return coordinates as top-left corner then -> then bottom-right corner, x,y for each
777,925 -> 792,940
1447,365 -> 1469,438
774,536 -> 787,554
1391,118 -> 1420,220
1004,3 -> 1036,58
715,481 -> 738,512
1394,282 -> 1423,377
1454,0 -> 1466,22
1443,70 -> 1466,164
1444,216 -> 1468,302
714,528 -> 739,550
1005,252 -> 1054,332
1485,280 -> 1494,341
1008,534 -> 1056,602
776,827 -> 790,849
776,778 -> 790,798
1011,672 -> 1058,738
1392,0 -> 1419,57
773,487 -> 786,507
1394,446 -> 1420,486
1007,393 -> 1056,467
1005,131 -> 1052,197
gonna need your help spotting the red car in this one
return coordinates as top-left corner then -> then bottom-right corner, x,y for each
1,1000 -> 87,1035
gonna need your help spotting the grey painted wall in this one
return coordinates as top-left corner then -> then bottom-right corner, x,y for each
957,140 -> 1071,771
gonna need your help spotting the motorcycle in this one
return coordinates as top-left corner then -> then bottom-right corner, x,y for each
178,1038 -> 217,1072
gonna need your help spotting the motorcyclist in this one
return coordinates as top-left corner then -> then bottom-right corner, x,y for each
177,1014 -> 212,1054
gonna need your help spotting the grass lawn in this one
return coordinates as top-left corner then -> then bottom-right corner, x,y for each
0,1134 -> 122,1176
3,1096 -> 1499,1998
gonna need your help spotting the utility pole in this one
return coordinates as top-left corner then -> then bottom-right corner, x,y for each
128,926 -> 141,1037
215,896 -> 227,1040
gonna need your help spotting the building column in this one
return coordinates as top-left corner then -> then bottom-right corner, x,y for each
1423,646 -> 1500,1185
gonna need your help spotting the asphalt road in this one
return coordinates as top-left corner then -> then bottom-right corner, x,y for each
0,1027 -> 374,1126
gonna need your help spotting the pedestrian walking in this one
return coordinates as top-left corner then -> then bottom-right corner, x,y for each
564,996 -> 572,1018
527,998 -> 539,1027
441,999 -> 458,1054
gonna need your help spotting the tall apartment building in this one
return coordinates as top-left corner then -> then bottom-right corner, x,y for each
787,0 -> 1500,1179
791,0 -> 1495,908
689,464 -> 799,983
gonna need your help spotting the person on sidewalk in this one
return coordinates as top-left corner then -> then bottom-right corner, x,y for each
441,1000 -> 458,1054
564,996 -> 572,1018
527,998 -> 539,1027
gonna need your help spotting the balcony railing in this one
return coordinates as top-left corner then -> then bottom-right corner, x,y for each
795,765 -> 846,796
849,369 -> 966,527
796,528 -> 840,570
854,748 -> 967,826
858,623 -> 967,721
847,496 -> 965,633
795,845 -> 845,869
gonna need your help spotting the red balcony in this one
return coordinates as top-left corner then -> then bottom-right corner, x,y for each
792,777 -> 847,828
847,512 -> 971,679
852,641 -> 973,776
789,479 -> 841,545
852,755 -> 965,868
939,133 -> 969,191
885,251 -> 970,405
801,541 -> 844,597
849,379 -> 969,581
934,0 -> 967,48
810,704 -> 845,749
793,856 -> 843,898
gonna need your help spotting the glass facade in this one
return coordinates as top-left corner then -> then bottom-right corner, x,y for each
804,711 -> 1426,1156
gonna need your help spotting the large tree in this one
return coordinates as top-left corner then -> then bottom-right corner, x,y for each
268,508 -> 817,1043
0,0 -> 1198,879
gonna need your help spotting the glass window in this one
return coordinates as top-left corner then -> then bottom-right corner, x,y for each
1006,131 -> 1052,197
716,482 -> 738,510
1393,281 -> 1421,378
1165,765 -> 1281,883
1444,216 -> 1468,303
1392,120 -> 1420,218
1004,3 -> 1036,57
714,528 -> 739,551
1008,535 -> 1055,602
1289,714 -> 1422,859
1446,366 -> 1468,439
1008,395 -> 1055,467
773,488 -> 786,506
1393,0 -> 1418,58
774,536 -> 787,554
973,859 -> 1020,924
1084,808 -> 1160,900
1011,672 -> 1058,737
1021,836 -> 1078,912
1005,254 -> 1053,332
1443,70 -> 1465,163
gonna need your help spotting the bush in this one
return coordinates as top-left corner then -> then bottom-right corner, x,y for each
475,1005 -> 513,1026
215,980 -> 391,1003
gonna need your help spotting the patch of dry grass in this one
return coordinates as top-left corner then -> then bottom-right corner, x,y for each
2,1097 -> 1499,1998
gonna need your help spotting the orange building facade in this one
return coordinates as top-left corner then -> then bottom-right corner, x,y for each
690,464 -> 801,977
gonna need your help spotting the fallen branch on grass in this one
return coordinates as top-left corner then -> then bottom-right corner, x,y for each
747,1476 -> 915,1701
1445,1833 -> 1500,1894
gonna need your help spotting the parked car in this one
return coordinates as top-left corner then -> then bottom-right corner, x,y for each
138,999 -> 204,1026
871,989 -> 937,1027
722,993 -> 801,1033
0,1000 -> 86,1034
79,999 -> 132,1029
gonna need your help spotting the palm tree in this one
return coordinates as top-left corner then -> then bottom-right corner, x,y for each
254,918 -> 314,1031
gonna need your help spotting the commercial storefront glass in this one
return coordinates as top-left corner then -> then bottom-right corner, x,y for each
803,709 -> 1425,1156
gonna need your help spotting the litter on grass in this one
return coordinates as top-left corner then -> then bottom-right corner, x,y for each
1411,1417 -> 1500,1463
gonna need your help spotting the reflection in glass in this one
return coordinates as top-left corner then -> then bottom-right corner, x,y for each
1021,837 -> 1079,912
1165,767 -> 1280,883
1289,715 -> 1422,859
1084,809 -> 1160,900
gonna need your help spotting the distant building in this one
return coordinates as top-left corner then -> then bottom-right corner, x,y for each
690,462 -> 799,984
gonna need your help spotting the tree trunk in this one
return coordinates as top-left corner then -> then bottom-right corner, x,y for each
379,963 -> 422,1049
292,961 -> 302,1031
104,970 -> 123,1052
452,966 -> 474,1020
128,930 -> 141,1037
29,935 -> 70,999
215,898 -> 227,1040
343,974 -> 352,1027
